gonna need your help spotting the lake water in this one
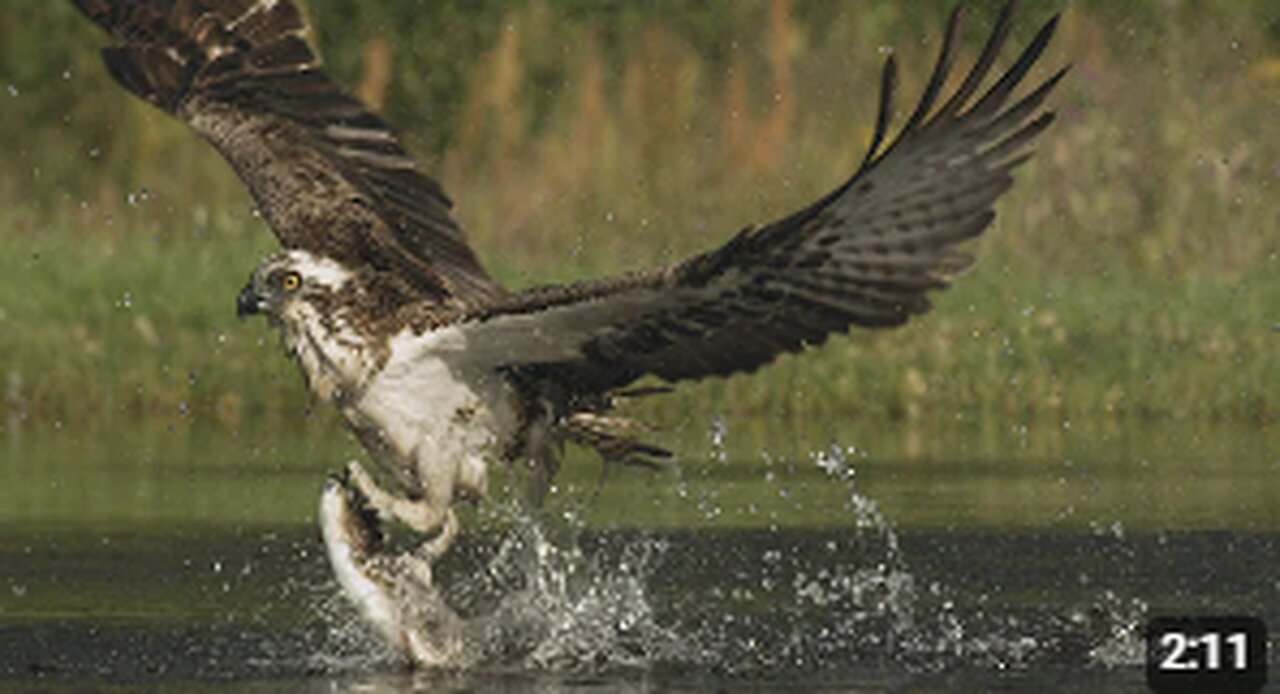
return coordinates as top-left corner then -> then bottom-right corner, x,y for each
1,415 -> 1277,691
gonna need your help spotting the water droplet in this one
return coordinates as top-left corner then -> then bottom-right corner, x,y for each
126,188 -> 151,206
708,416 -> 729,463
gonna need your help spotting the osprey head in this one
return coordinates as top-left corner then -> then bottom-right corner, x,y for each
237,250 -> 355,321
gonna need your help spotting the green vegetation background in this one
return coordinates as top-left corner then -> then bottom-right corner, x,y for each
2,0 -> 1278,434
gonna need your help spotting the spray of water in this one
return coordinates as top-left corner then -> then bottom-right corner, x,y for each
295,422 -> 1150,677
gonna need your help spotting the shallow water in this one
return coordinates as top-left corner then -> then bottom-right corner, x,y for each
1,416 -> 1277,691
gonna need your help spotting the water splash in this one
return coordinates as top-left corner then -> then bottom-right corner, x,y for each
1082,590 -> 1149,668
708,415 -> 729,464
294,430 -> 1156,678
299,501 -> 693,675
465,524 -> 689,671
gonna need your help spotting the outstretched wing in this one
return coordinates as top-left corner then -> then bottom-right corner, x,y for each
456,2 -> 1065,391
73,0 -> 505,306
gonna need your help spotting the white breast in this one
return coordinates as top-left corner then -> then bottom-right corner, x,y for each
280,300 -> 375,403
342,325 -> 518,488
281,297 -> 518,499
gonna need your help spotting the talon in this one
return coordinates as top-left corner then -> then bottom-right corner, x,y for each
396,553 -> 435,588
416,509 -> 459,561
345,461 -> 379,500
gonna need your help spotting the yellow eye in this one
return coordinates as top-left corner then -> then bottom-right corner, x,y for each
281,272 -> 302,292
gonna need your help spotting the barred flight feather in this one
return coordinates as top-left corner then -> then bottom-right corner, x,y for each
73,0 -> 505,308
77,0 -> 1064,396
456,2 -> 1065,393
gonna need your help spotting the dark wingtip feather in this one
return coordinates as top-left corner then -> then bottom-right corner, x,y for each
861,54 -> 898,168
70,0 -> 111,28
983,110 -> 1056,166
100,46 -> 164,109
1020,64 -> 1070,115
967,11 -> 1060,120
934,0 -> 1016,121
978,63 -> 1068,143
900,3 -> 965,136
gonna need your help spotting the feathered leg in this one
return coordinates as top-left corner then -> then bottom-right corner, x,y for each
345,460 -> 459,560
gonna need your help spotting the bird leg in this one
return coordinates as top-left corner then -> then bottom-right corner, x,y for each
345,460 -> 459,561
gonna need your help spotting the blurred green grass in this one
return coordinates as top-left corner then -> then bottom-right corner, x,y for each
2,1 -> 1279,429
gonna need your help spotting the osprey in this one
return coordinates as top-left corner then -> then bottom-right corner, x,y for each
76,0 -> 1064,666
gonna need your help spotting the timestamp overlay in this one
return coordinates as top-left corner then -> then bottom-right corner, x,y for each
1146,616 -> 1267,693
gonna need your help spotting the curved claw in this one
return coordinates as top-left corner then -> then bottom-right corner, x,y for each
416,509 -> 459,562
342,460 -> 460,560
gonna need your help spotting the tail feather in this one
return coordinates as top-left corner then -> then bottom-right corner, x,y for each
565,412 -> 672,469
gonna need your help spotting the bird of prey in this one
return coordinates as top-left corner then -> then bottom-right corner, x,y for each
75,0 -> 1064,667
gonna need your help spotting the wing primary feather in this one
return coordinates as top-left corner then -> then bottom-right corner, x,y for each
77,0 -> 506,306
992,152 -> 1034,176
975,65 -> 1068,144
861,55 -> 898,168
395,4 -> 1065,394
965,12 -> 1060,121
899,4 -> 964,137
980,111 -> 1056,166
933,0 -> 1016,122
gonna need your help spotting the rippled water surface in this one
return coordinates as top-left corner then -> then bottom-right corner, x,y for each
1,417 -> 1277,691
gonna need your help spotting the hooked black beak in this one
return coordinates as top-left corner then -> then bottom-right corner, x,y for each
236,283 -> 263,319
